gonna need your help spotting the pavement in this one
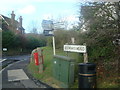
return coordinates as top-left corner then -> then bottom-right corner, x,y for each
0,56 -> 54,89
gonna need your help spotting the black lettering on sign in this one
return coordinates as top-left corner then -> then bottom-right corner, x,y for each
77,47 -> 84,51
64,45 -> 86,53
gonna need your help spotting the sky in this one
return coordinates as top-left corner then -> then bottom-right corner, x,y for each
0,0 -> 83,33
0,0 -> 119,33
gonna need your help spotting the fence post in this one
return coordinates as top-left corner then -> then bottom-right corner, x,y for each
37,48 -> 44,73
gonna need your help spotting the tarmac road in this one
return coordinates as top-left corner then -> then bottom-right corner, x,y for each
2,54 -> 31,61
1,55 -> 54,89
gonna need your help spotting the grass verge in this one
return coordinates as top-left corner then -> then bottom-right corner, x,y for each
27,46 -> 80,88
27,46 -> 119,88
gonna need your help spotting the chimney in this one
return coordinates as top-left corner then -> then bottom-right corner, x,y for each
19,16 -> 22,28
11,11 -> 15,21
11,11 -> 15,32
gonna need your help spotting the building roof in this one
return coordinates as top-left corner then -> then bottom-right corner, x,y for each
0,14 -> 25,32
1,14 -> 19,27
0,14 -> 9,26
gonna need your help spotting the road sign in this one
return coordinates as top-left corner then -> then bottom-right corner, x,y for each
41,19 -> 56,55
3,48 -> 7,51
43,30 -> 54,36
41,20 -> 54,30
64,45 -> 86,53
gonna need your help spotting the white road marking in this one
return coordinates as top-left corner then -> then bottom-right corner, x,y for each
8,69 -> 29,81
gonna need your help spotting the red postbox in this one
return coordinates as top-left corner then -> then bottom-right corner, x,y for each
33,52 -> 39,65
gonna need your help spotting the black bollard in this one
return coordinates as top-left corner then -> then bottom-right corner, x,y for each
78,63 -> 96,88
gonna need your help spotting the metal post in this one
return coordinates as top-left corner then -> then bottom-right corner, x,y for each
52,36 -> 56,55
84,53 -> 88,63
83,43 -> 88,63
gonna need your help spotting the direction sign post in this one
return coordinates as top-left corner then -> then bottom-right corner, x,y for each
52,36 -> 56,55
42,20 -> 56,55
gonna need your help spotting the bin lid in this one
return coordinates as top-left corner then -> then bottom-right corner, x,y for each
78,63 -> 96,74
78,62 -> 96,66
54,55 -> 75,62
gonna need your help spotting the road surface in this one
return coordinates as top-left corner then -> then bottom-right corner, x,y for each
0,55 -> 53,89
2,54 -> 31,61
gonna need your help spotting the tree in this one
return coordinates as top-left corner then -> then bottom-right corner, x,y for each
53,16 -> 68,30
78,2 -> 119,44
29,20 -> 39,34
54,30 -> 78,49
2,30 -> 28,49
26,36 -> 40,49
79,2 -> 119,31
30,27 -> 38,34
77,2 -> 120,61
2,30 -> 16,48
25,33 -> 47,49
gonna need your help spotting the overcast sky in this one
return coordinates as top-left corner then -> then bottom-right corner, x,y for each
1,0 -> 116,33
0,0 -> 83,33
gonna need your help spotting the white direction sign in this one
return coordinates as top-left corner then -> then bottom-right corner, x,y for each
42,20 -> 53,30
64,45 -> 86,53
